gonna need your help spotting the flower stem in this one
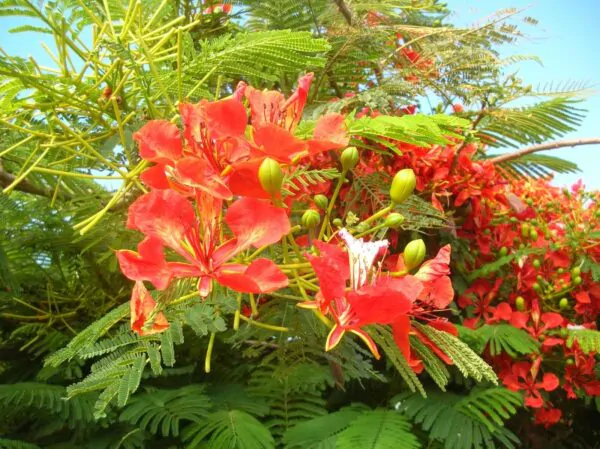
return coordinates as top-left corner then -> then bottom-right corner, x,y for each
362,204 -> 394,226
238,315 -> 289,332
204,332 -> 216,373
318,169 -> 347,240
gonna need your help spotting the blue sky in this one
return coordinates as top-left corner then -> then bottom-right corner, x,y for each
446,0 -> 600,188
1,1 -> 598,188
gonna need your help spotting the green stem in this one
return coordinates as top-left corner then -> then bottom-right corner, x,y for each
362,204 -> 393,226
204,332 -> 216,373
318,169 -> 346,240
238,315 -> 289,332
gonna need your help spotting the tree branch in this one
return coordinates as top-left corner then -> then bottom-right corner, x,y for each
489,138 -> 600,164
0,160 -> 70,200
332,0 -> 353,25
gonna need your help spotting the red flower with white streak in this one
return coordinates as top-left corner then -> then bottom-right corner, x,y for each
116,190 -> 290,298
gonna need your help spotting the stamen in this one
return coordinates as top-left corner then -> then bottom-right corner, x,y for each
338,228 -> 389,290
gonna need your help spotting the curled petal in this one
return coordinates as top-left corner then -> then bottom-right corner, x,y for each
415,244 -> 451,282
133,120 -> 182,163
325,324 -> 346,352
350,329 -> 381,359
116,237 -> 172,290
130,281 -> 169,336
308,113 -> 349,155
418,275 -> 454,309
215,259 -> 288,294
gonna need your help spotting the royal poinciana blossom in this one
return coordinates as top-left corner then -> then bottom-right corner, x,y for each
116,75 -> 459,375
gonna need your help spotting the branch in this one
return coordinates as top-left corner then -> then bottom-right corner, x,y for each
332,0 -> 353,25
489,138 -> 600,164
0,161 -> 70,200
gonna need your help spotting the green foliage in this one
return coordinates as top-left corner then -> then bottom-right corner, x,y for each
397,388 -> 522,449
566,329 -> 600,354
182,410 -> 276,449
335,409 -> 421,449
460,324 -> 540,357
119,385 -> 211,437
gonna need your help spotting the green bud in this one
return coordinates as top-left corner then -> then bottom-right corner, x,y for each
484,228 -> 491,235
519,243 -> 525,250
332,218 -> 343,228
566,358 -> 575,365
390,169 -> 416,205
521,223 -> 530,238
557,268 -> 565,274
573,276 -> 582,286
510,217 -> 517,223
301,210 -> 320,229
515,296 -> 526,311
258,158 -> 283,196
355,222 -> 369,233
571,266 -> 581,277
559,298 -> 569,310
532,282 -> 541,292
340,146 -> 359,171
529,229 -> 538,240
499,247 -> 508,257
532,259 -> 541,269
384,213 -> 405,229
560,328 -> 568,338
313,194 -> 328,210
403,239 -> 426,270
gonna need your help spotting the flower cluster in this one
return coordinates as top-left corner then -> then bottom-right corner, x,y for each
116,74 -> 458,368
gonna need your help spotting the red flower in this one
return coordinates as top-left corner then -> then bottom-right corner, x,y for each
414,245 -> 454,309
117,190 -> 290,298
458,278 -> 504,328
563,352 -> 600,399
130,281 -> 169,336
534,407 -> 562,428
502,361 -> 559,408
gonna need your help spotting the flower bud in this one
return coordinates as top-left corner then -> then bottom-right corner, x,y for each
390,169 -> 416,204
529,229 -> 538,241
332,218 -> 343,228
573,276 -> 582,286
355,222 -> 369,233
499,247 -> 508,257
258,158 -> 283,196
515,296 -> 526,311
571,266 -> 581,277
521,223 -> 530,238
403,239 -> 426,270
301,210 -> 320,229
384,213 -> 405,229
340,146 -> 359,171
313,194 -> 328,210
559,298 -> 569,310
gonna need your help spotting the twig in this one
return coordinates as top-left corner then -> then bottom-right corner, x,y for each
490,138 -> 600,164
332,0 -> 353,25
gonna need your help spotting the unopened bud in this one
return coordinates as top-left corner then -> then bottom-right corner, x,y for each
313,194 -> 328,210
258,158 -> 283,196
515,296 -> 526,311
390,169 -> 416,205
301,210 -> 320,229
559,298 -> 569,310
332,218 -> 343,227
403,239 -> 426,270
340,147 -> 359,171
385,213 -> 405,229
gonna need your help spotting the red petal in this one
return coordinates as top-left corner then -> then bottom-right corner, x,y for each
306,241 -> 349,302
282,73 -> 313,129
245,88 -> 286,126
428,319 -> 458,336
140,164 -> 170,189
225,197 -> 291,249
347,277 -> 417,325
116,237 -> 173,290
228,159 -> 271,199
174,157 -> 232,200
392,315 -> 412,359
308,113 -> 349,154
130,281 -> 170,336
541,312 -> 563,329
133,120 -> 182,163
419,275 -> 454,309
539,373 -> 560,392
524,394 -> 544,408
510,311 -> 529,328
415,245 -> 451,282
126,190 -> 196,257
215,259 -> 288,294
203,98 -> 248,137
493,303 -> 513,322
253,124 -> 306,162
575,291 -> 591,304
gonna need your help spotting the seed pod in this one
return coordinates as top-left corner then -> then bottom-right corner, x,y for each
515,296 -> 526,311
301,210 -> 320,229
390,169 -> 416,205
313,194 -> 328,210
384,213 -> 404,229
258,158 -> 283,196
559,298 -> 569,310
403,239 -> 426,270
340,146 -> 359,171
